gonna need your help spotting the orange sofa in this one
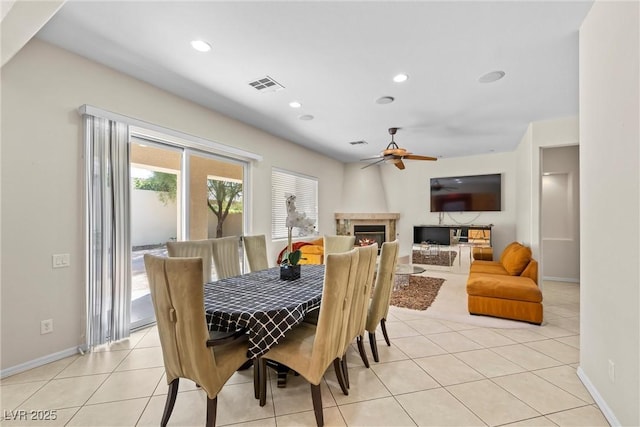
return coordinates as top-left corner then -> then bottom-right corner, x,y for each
466,242 -> 543,324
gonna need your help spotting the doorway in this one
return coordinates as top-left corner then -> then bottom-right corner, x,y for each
540,145 -> 580,282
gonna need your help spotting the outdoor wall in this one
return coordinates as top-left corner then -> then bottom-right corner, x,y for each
131,189 -> 178,247
0,38 -> 345,372
579,1 -> 639,425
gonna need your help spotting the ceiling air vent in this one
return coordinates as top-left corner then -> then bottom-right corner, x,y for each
348,140 -> 368,146
248,76 -> 285,92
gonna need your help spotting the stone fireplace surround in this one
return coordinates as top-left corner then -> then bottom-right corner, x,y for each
334,212 -> 399,245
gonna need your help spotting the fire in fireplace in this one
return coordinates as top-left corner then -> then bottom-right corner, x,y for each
353,225 -> 386,252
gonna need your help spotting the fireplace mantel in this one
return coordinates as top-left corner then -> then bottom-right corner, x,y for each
334,212 -> 400,244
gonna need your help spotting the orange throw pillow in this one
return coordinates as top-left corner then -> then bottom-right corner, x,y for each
502,245 -> 532,276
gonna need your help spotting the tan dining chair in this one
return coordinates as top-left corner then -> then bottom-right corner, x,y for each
144,254 -> 250,427
166,239 -> 213,283
323,235 -> 356,257
334,242 -> 377,393
258,249 -> 359,427
365,239 -> 399,362
243,234 -> 269,272
210,236 -> 241,279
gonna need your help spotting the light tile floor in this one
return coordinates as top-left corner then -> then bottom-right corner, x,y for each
1,270 -> 610,426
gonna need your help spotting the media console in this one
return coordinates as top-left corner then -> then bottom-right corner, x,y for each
413,224 -> 492,246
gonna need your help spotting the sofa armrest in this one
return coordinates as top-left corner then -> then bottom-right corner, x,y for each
520,259 -> 538,285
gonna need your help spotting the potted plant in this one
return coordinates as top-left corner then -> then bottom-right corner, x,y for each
280,193 -> 315,280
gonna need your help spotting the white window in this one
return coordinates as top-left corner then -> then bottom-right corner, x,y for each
272,168 -> 318,239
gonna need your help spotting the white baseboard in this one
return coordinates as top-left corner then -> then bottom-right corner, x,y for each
577,366 -> 621,426
0,346 -> 82,379
543,276 -> 580,283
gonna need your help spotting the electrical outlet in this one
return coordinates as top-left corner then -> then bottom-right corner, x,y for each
52,253 -> 70,268
40,319 -> 53,335
608,359 -> 615,382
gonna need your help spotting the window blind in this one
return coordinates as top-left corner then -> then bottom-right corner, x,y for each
272,168 -> 318,239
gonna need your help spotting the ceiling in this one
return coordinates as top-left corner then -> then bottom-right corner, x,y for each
35,1 -> 593,163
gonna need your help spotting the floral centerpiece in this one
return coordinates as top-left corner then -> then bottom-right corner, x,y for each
280,193 -> 316,280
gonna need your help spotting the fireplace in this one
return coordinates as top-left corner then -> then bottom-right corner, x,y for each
334,213 -> 400,251
354,225 -> 386,251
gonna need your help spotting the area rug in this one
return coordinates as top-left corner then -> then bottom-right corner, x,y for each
390,276 -> 446,310
412,250 -> 457,266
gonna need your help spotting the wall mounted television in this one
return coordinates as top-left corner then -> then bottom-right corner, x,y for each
430,173 -> 502,212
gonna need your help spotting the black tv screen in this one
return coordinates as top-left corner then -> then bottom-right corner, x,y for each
430,173 -> 502,212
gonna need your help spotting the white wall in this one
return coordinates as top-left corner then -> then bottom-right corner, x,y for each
375,152 -> 518,259
579,2 -> 639,426
0,38 -> 345,370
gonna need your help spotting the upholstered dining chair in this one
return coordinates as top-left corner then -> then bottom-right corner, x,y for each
323,235 -> 356,256
365,239 -> 399,362
258,249 -> 359,427
210,236 -> 241,279
144,255 -> 250,427
334,243 -> 378,393
166,239 -> 213,283
243,234 -> 269,272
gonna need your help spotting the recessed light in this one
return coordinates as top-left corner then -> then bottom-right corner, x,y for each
289,101 -> 302,108
376,96 -> 395,104
190,40 -> 211,52
393,73 -> 409,83
478,70 -> 505,83
298,114 -> 314,121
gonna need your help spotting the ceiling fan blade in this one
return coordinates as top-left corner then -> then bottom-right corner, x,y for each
361,158 -> 386,169
403,154 -> 438,161
360,155 -> 384,161
394,159 -> 406,170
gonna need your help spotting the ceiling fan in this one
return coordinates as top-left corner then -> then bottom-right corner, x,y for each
361,127 -> 437,170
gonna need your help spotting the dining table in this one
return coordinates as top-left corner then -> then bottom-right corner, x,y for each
203,264 -> 325,360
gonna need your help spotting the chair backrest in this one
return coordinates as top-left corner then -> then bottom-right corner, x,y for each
210,236 -> 241,279
323,235 -> 356,256
243,234 -> 269,272
341,243 -> 378,355
166,240 -> 213,283
143,254 -> 223,399
366,240 -> 399,333
307,248 -> 359,384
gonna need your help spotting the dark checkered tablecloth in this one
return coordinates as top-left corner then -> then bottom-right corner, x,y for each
204,264 -> 325,358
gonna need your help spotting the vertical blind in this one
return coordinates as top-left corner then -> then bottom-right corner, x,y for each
271,168 -> 318,239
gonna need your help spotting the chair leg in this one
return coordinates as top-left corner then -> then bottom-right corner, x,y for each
356,335 -> 370,368
161,378 -> 179,427
368,331 -> 380,362
342,353 -> 350,389
333,358 -> 348,395
205,396 -> 217,427
253,358 -> 259,399
259,358 -> 267,407
310,383 -> 324,427
381,318 -> 391,346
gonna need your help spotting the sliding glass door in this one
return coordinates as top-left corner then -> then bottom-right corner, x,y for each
129,137 -> 247,330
